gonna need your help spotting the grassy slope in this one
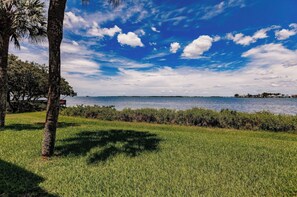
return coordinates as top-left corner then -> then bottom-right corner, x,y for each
0,112 -> 297,196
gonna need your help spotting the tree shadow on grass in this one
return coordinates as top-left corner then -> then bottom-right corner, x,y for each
0,159 -> 58,196
55,130 -> 162,164
5,122 -> 80,131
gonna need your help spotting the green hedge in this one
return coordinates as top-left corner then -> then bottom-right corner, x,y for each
60,105 -> 297,132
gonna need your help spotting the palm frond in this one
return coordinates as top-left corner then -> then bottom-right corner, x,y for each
10,33 -> 20,49
0,0 -> 47,48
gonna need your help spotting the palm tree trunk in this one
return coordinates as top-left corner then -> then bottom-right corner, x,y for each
42,0 -> 67,157
0,35 -> 9,128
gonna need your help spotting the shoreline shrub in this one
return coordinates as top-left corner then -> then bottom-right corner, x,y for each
60,105 -> 297,133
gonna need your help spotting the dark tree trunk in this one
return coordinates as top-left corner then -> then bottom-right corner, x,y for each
42,0 -> 67,157
0,35 -> 9,128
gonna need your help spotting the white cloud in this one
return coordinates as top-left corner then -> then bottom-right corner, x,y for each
201,0 -> 245,20
65,43 -> 297,96
201,1 -> 225,20
170,42 -> 181,53
144,52 -> 168,60
11,40 -> 297,96
182,35 -> 213,59
227,26 -> 278,46
88,23 -> 122,38
253,28 -> 269,39
72,41 -> 79,46
9,40 -> 101,76
62,59 -> 100,75
290,23 -> 297,29
275,29 -> 296,40
226,33 -> 254,46
61,42 -> 102,75
213,35 -> 221,42
135,29 -> 146,36
64,12 -> 88,29
77,1 -> 153,27
275,23 -> 297,40
61,42 -> 84,54
242,43 -> 297,67
107,57 -> 153,68
151,27 -> 160,33
117,32 -> 144,47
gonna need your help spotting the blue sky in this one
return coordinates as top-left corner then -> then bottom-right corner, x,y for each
11,0 -> 297,96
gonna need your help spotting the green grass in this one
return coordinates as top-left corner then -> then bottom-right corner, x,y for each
1,112 -> 297,196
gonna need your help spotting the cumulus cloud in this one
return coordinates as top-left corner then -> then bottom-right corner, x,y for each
227,26 -> 278,46
151,27 -> 160,33
226,33 -> 253,46
117,32 -> 144,47
242,43 -> 297,67
170,42 -> 181,53
88,23 -> 122,38
182,35 -> 213,59
64,11 -> 88,29
275,23 -> 297,40
275,29 -> 296,40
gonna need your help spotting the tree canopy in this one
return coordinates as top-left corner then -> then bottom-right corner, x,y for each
7,55 -> 76,112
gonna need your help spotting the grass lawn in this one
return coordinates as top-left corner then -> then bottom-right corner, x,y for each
0,112 -> 297,196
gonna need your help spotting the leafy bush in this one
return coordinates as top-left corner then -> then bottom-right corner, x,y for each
61,105 -> 117,121
60,106 -> 297,132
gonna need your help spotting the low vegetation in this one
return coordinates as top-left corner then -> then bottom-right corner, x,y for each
61,105 -> 297,133
0,112 -> 296,196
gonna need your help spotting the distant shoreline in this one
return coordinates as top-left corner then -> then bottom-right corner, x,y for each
83,96 -> 231,98
80,96 -> 296,98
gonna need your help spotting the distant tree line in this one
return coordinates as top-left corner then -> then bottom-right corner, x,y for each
234,92 -> 297,98
7,55 -> 76,112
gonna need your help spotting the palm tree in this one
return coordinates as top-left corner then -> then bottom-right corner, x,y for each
42,0 -> 121,157
0,0 -> 47,128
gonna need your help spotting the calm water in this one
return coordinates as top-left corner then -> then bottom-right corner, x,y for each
66,97 -> 297,115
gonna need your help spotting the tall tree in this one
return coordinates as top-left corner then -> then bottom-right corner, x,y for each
42,0 -> 121,157
7,55 -> 76,113
42,0 -> 67,157
0,0 -> 46,128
